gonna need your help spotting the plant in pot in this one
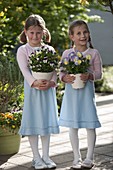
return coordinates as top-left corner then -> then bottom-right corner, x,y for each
29,45 -> 60,80
59,51 -> 91,89
0,52 -> 23,155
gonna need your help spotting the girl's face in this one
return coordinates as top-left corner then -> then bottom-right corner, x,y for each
69,24 -> 90,48
24,25 -> 43,47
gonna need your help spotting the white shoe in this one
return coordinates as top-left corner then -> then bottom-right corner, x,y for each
81,159 -> 94,169
43,158 -> 56,169
32,159 -> 35,167
72,160 -> 82,169
32,159 -> 47,169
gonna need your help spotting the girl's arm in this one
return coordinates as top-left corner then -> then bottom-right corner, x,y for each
16,46 -> 36,87
81,50 -> 102,82
92,50 -> 103,81
50,71 -> 57,87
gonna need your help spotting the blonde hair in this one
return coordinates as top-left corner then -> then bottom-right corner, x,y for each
19,14 -> 51,43
69,20 -> 93,48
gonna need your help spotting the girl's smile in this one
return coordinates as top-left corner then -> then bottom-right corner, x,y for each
70,25 -> 90,50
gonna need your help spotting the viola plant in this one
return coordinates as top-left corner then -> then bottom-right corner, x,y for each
29,45 -> 60,73
60,51 -> 91,74
0,111 -> 22,135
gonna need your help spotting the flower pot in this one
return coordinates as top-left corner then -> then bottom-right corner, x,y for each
0,133 -> 21,155
71,73 -> 85,89
0,128 -> 21,155
32,71 -> 53,80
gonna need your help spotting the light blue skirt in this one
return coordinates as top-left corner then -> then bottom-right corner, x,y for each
19,80 -> 59,136
59,81 -> 101,129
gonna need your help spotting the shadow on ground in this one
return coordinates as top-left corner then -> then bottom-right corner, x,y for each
0,143 -> 113,170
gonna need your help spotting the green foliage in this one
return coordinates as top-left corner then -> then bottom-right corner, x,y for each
95,66 -> 113,93
0,52 -> 23,112
0,0 -> 103,56
56,79 -> 64,115
97,0 -> 113,14
81,0 -> 113,14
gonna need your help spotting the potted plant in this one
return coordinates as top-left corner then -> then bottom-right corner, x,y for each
0,52 -> 23,155
0,111 -> 22,155
60,51 -> 91,89
29,45 -> 60,80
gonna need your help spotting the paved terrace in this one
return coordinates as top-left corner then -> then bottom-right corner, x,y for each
0,93 -> 113,170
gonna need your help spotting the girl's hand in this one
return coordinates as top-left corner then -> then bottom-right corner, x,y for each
31,79 -> 46,89
37,80 -> 49,90
80,73 -> 89,82
32,80 -> 55,90
62,74 -> 75,84
39,80 -> 56,90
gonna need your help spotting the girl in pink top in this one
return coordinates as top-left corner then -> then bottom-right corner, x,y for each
17,14 -> 59,169
59,20 -> 103,169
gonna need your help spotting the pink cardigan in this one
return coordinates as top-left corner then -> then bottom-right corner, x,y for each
17,43 -> 57,87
